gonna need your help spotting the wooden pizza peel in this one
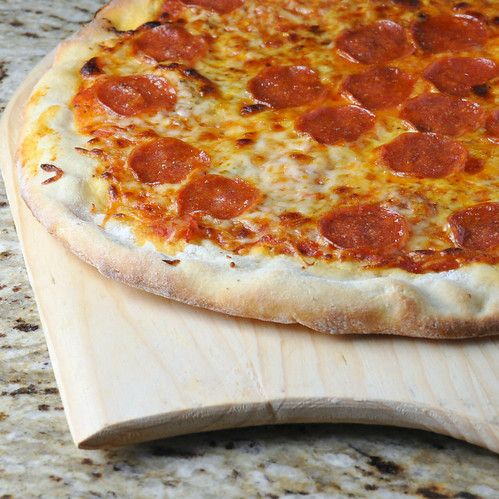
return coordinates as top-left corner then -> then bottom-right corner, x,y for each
1,53 -> 498,451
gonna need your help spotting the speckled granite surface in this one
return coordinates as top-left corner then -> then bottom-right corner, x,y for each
0,1 -> 499,497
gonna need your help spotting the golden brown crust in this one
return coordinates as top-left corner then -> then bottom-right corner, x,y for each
16,0 -> 499,339
19,169 -> 499,339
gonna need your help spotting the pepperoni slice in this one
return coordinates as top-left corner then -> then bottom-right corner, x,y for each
424,57 -> 498,97
336,20 -> 413,65
412,14 -> 488,53
486,110 -> 499,138
296,105 -> 375,145
178,174 -> 260,219
449,203 -> 499,250
400,93 -> 484,137
342,67 -> 415,110
95,75 -> 176,116
248,65 -> 326,109
319,204 -> 409,252
180,0 -> 243,14
128,137 -> 210,184
381,132 -> 468,178
134,24 -> 208,63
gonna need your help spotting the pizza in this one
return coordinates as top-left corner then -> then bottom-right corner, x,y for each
17,0 -> 498,338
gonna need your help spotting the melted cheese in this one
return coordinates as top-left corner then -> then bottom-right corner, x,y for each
70,0 -> 498,272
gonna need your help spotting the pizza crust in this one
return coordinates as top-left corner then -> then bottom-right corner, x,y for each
17,0 -> 499,338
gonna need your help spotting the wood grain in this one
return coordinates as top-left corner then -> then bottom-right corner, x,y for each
1,54 -> 498,452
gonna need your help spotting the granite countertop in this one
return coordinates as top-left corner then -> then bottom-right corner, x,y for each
0,1 -> 499,497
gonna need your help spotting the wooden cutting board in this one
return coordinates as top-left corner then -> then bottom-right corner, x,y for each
1,54 -> 498,452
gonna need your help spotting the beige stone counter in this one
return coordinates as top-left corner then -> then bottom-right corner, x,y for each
0,1 -> 498,496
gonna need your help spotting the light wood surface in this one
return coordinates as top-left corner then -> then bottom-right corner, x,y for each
1,54 -> 498,452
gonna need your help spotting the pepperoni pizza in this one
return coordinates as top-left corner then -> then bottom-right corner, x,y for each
18,0 -> 498,338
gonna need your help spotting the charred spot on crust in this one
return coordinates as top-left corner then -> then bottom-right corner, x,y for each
183,67 -> 212,80
309,25 -> 324,34
472,83 -> 489,97
183,68 -> 219,96
40,164 -> 63,185
139,21 -> 162,30
240,103 -> 270,116
161,62 -> 182,70
80,57 -> 103,77
160,64 -> 218,97
94,3 -> 108,18
236,138 -> 254,147
163,259 -> 181,266
106,22 -> 134,35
